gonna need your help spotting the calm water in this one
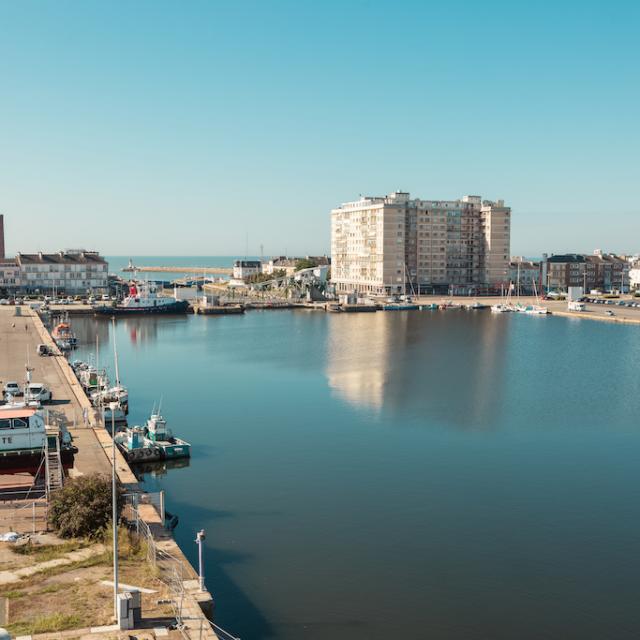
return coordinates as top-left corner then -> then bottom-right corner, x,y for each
106,256 -> 259,281
73,310 -> 640,639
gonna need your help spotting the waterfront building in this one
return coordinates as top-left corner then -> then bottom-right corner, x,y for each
0,258 -> 20,292
509,258 -> 542,295
0,214 -> 5,260
330,191 -> 510,295
545,252 -> 629,293
232,259 -> 262,280
16,250 -> 108,294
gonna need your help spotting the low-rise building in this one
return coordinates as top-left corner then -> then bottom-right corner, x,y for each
545,252 -> 629,293
0,258 -> 20,292
509,258 -> 542,295
232,260 -> 262,280
16,250 -> 108,294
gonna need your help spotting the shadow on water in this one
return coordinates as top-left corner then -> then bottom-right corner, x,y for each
171,501 -> 276,640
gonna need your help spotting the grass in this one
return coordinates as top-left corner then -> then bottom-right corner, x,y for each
11,539 -> 88,562
8,612 -> 82,636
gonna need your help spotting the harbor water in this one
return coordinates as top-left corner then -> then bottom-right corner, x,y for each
73,310 -> 640,639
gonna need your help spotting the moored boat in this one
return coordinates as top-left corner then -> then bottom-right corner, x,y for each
94,282 -> 189,315
51,322 -> 77,350
0,404 -> 76,473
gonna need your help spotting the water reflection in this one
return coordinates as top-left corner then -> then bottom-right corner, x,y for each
133,457 -> 191,481
326,311 -> 509,429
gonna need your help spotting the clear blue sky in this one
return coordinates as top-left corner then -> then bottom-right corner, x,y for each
1,0 -> 638,257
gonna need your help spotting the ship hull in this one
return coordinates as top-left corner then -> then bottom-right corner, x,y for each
94,300 -> 190,315
0,448 -> 75,474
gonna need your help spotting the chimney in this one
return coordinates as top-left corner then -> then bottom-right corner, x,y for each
0,214 -> 4,259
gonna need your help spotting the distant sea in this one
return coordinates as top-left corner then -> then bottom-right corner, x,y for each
106,256 -> 260,281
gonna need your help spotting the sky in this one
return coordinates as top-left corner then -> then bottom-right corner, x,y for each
0,0 -> 638,257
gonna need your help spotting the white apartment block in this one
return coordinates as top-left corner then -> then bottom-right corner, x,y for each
331,192 -> 510,295
16,250 -> 108,294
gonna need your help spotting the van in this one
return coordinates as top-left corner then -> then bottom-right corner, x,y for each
25,384 -> 53,404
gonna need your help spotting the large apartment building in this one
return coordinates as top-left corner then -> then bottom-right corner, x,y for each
331,191 -> 510,295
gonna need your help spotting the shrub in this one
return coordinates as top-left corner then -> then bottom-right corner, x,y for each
48,474 -> 123,539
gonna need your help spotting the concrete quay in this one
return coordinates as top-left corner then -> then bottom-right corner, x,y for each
0,306 -> 220,640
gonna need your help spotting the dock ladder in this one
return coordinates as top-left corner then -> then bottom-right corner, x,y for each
44,435 -> 64,496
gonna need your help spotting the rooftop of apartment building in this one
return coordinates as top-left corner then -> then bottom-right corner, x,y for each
547,253 -> 627,265
16,250 -> 106,265
333,191 -> 507,211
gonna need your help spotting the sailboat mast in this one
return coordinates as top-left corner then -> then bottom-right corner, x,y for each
111,316 -> 120,388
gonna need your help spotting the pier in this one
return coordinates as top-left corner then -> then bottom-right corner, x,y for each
0,306 -> 223,639
122,265 -> 233,275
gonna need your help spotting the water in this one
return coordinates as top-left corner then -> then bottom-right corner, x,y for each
106,256 -> 259,282
72,310 -> 640,639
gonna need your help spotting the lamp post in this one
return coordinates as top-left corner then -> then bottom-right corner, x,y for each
110,400 -> 119,618
195,529 -> 206,591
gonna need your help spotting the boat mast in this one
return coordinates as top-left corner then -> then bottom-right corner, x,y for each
111,316 -> 120,389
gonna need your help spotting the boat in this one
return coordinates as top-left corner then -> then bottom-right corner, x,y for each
0,404 -> 76,473
419,303 -> 439,310
467,301 -> 488,310
115,411 -> 190,463
115,426 -> 162,463
94,282 -> 190,315
51,322 -> 77,350
491,303 -> 512,313
144,413 -> 191,459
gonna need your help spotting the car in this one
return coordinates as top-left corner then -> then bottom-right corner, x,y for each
37,343 -> 53,356
0,299 -> 9,305
3,381 -> 22,399
24,384 -> 53,404
101,294 -> 110,301
605,310 -> 615,316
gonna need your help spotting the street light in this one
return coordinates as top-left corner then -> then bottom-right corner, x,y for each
195,529 -> 206,591
109,400 -> 119,618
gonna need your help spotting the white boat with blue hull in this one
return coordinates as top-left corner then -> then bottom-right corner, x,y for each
115,411 -> 190,464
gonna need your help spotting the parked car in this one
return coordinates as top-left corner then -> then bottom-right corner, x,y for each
36,343 -> 53,356
3,381 -> 22,399
605,310 -> 615,317
0,299 -> 9,305
24,383 -> 53,404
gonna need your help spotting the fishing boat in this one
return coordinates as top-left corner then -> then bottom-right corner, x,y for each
115,411 -> 190,463
144,412 -> 191,459
0,404 -> 76,473
94,282 -> 189,315
51,322 -> 77,350
114,426 -> 162,463
491,303 -> 512,313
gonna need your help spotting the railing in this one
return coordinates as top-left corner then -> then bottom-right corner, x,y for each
0,499 -> 48,534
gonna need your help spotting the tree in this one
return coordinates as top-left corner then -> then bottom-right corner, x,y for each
295,258 -> 318,271
48,474 -> 123,539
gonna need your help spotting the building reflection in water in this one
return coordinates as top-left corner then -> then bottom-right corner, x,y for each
325,311 -> 509,430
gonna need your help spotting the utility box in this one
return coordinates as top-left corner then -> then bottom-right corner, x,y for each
117,590 -> 142,630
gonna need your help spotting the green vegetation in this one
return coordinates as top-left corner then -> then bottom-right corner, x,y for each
246,269 -> 286,284
48,474 -> 123,539
8,612 -> 82,636
295,258 -> 319,271
12,539 -> 88,561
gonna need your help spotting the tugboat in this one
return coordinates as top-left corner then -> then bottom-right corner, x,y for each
0,404 -> 76,473
94,282 -> 189,316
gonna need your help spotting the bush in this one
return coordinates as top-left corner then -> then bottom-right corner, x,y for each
48,474 -> 123,539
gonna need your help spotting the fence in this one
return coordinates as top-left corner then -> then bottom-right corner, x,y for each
0,499 -> 48,534
123,494 -> 241,639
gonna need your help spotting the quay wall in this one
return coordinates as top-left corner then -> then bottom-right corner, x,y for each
29,308 -> 218,638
